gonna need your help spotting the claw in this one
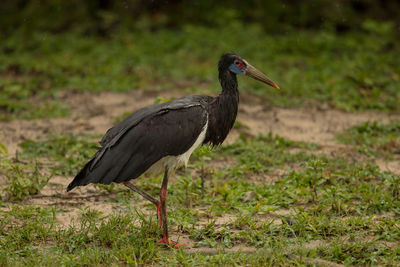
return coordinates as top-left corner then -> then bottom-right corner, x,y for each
156,236 -> 187,249
172,243 -> 187,249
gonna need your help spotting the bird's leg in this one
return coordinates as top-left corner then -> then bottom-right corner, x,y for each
156,168 -> 186,248
123,181 -> 162,227
157,168 -> 170,244
123,181 -> 159,205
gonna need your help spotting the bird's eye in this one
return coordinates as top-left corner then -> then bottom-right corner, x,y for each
235,60 -> 244,68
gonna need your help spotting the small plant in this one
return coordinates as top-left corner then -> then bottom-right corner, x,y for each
0,156 -> 51,201
113,111 -> 132,124
190,220 -> 235,248
0,141 -> 8,155
302,159 -> 327,203
19,133 -> 100,175
93,183 -> 117,193
219,133 -> 316,176
153,96 -> 174,104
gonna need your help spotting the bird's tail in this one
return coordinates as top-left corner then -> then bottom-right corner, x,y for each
66,159 -> 94,192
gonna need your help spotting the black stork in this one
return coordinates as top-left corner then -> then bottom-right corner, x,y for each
67,53 -> 279,247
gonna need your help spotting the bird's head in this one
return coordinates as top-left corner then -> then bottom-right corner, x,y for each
219,54 -> 279,89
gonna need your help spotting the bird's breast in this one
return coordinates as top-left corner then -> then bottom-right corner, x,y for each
145,119 -> 208,175
177,119 -> 208,166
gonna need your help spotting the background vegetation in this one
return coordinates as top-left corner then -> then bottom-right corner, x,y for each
1,0 -> 400,34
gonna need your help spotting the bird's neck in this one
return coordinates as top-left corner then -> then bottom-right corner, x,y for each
204,70 -> 239,146
219,69 -> 239,95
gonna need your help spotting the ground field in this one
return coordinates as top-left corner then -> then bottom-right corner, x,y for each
1,89 -> 400,266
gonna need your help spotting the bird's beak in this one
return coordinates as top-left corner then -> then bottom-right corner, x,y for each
243,61 -> 280,89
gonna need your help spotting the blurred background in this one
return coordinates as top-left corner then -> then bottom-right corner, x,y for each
0,0 -> 399,120
1,0 -> 400,34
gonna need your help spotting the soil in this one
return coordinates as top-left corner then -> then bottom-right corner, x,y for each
1,89 -> 399,252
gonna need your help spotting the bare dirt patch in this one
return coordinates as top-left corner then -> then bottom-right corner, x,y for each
238,100 -> 400,146
376,159 -> 400,176
2,90 -> 399,156
1,89 -> 400,250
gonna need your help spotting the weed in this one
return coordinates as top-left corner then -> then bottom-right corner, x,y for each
19,133 -> 100,175
218,133 -> 317,176
338,120 -> 400,158
0,156 -> 51,201
0,141 -> 8,155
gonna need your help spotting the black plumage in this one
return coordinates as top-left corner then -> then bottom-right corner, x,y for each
67,53 -> 279,247
67,98 -> 208,190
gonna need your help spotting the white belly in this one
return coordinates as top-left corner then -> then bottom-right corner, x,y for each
145,120 -> 208,175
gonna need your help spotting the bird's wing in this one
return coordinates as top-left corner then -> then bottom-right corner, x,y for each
67,103 -> 208,191
99,95 -> 211,147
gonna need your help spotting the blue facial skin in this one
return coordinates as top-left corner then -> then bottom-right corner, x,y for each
229,63 -> 245,74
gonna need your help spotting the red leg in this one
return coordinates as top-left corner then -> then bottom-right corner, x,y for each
156,168 -> 187,249
123,180 -> 185,248
156,202 -> 162,227
123,181 -> 162,226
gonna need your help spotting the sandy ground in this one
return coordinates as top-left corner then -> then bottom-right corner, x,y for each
1,89 -> 399,251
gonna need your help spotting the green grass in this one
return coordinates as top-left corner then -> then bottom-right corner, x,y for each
0,134 -> 99,200
1,132 -> 400,265
1,23 -> 399,120
337,120 -> 400,158
19,133 -> 100,176
0,155 -> 51,201
217,133 -> 318,175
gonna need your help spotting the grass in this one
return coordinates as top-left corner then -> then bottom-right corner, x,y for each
337,120 -> 400,158
0,133 -> 99,200
19,133 -> 101,176
0,156 -> 51,201
1,22 -> 399,120
1,131 -> 400,265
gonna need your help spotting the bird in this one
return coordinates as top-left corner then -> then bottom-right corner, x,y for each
67,53 -> 279,248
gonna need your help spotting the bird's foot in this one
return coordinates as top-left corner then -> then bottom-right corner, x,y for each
156,236 -> 187,249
